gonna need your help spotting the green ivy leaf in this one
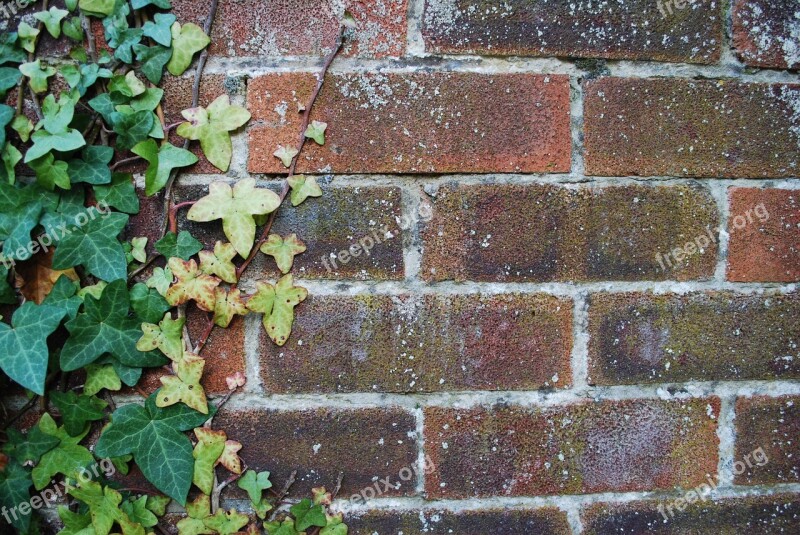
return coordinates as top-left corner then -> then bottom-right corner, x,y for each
145,495 -> 171,517
111,109 -> 154,151
29,153 -> 71,190
156,231 -> 203,260
19,60 -> 56,93
320,513 -> 348,535
68,145 -> 114,185
130,282 -> 172,324
31,413 -> 93,490
0,143 -> 22,184
25,128 -> 86,163
265,518 -> 299,535
0,265 -> 16,304
68,480 -> 143,535
52,211 -> 129,281
11,115 -> 34,142
212,287 -> 248,329
41,90 -> 80,135
33,7 -> 70,38
246,275 -> 308,346
187,178 -> 280,257
0,67 -> 22,96
145,266 -> 173,298
62,17 -> 84,41
131,87 -> 164,112
0,33 -> 26,65
94,172 -> 140,214
57,506 -> 93,535
287,175 -> 323,207
0,462 -> 33,532
120,495 -> 159,528
176,494 -> 213,535
237,469 -> 272,505
143,13 -> 176,47
84,363 -> 122,396
304,120 -> 327,146
290,499 -> 327,531
49,391 -> 108,436
192,428 -> 225,495
132,139 -> 198,196
42,275 -> 82,320
136,312 -> 185,362
167,22 -> 210,76
0,302 -> 66,394
199,241 -> 237,283
132,0 -> 172,8
130,237 -> 148,263
95,394 -> 212,504
260,234 -> 306,274
17,22 -> 40,54
133,44 -> 172,84
203,509 -> 249,535
79,0 -> 115,16
176,95 -> 251,172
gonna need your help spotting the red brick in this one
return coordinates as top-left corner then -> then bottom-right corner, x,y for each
347,508 -> 570,534
588,292 -> 800,385
215,407 -> 417,498
424,398 -> 720,498
171,0 -> 407,59
422,0 -> 721,64
257,293 -> 573,393
733,0 -> 800,70
582,495 -> 800,534
584,78 -> 800,178
727,188 -> 800,282
735,396 -> 800,485
247,72 -> 571,174
420,183 -> 718,282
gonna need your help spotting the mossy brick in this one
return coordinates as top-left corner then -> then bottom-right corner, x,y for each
581,495 -> 800,534
257,293 -> 573,393
247,72 -> 571,174
584,78 -> 800,178
171,0 -> 407,59
733,0 -> 800,70
347,508 -> 571,535
588,292 -> 800,385
424,398 -> 720,498
420,183 -> 718,282
215,407 -> 417,498
422,0 -> 721,64
735,396 -> 800,485
727,188 -> 800,283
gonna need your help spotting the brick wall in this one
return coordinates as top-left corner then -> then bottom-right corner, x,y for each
43,0 -> 800,533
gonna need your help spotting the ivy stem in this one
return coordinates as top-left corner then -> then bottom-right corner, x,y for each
110,155 -> 144,171
14,0 -> 48,116
168,201 -> 196,234
266,471 -> 298,522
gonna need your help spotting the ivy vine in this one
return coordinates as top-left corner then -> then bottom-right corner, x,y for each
0,1 -> 349,534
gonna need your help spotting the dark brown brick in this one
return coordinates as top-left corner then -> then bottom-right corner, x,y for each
347,508 -> 570,535
248,72 -> 571,174
733,0 -> 800,69
584,78 -> 800,178
735,396 -> 800,485
171,0 -> 407,59
420,183 -> 718,282
727,189 -> 800,282
257,293 -> 573,393
422,0 -> 721,64
588,292 -> 800,385
582,495 -> 800,534
424,398 -> 719,498
216,407 -> 417,498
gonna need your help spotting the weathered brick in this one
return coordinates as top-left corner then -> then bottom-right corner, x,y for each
422,0 -> 721,64
584,78 -> 800,178
424,398 -> 719,498
257,293 -> 573,393
216,408 -> 417,497
171,0 -> 407,59
248,72 -> 571,174
347,508 -> 570,535
733,0 -> 800,70
727,188 -> 800,282
735,396 -> 800,485
588,292 -> 800,385
582,495 -> 800,534
420,183 -> 718,282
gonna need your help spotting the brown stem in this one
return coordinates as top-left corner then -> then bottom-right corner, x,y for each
267,471 -> 298,522
168,201 -> 195,234
193,314 -> 215,353
127,253 -> 161,281
81,13 -> 97,63
110,155 -> 144,172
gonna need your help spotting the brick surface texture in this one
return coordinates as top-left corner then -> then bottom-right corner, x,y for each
12,0 -> 800,533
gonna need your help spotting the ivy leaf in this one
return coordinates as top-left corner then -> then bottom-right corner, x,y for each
17,22 -> 40,54
0,302 -> 65,394
143,13 -> 176,47
265,519 -> 299,535
0,462 -> 33,532
187,178 -> 280,257
94,172 -> 140,214
29,153 -> 71,190
237,470 -> 272,505
57,506 -> 93,535
25,128 -> 86,163
304,120 -> 327,146
120,495 -> 159,528
49,391 -> 107,436
247,275 -> 308,346
52,211 -> 129,281
31,413 -> 93,490
0,143 -> 22,184
260,234 -> 306,274
320,513 -> 348,535
41,273 -> 82,319
84,363 -> 122,396
136,312 -> 185,362
273,145 -> 299,168
109,71 -> 146,98
167,22 -> 210,76
0,33 -> 26,65
213,287 -> 248,328
0,67 -> 22,96
79,0 -> 115,16
166,257 -> 221,312
218,439 -> 243,474
11,115 -> 33,142
95,394 -> 212,504
130,282 -> 172,324
146,266 -> 173,297
4,425 -> 59,465
0,265 -> 15,304
287,175 -> 322,207
199,241 -> 237,283
145,495 -> 171,517
34,7 -> 70,38
192,428 -> 225,495
133,44 -> 172,84
131,87 -> 164,112
19,60 -> 56,93
203,509 -> 249,535
176,95 -> 251,172
62,17 -> 84,41
111,109 -> 154,151
68,480 -> 142,535
177,494 -> 213,535
132,139 -> 198,196
68,145 -> 114,185
157,354 -> 208,414
41,90 -> 79,134
130,237 -> 148,263
131,0 -> 172,8
290,499 -> 327,531
156,231 -> 203,260
61,279 -> 166,371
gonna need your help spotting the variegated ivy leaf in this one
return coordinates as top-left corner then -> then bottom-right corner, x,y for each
273,145 -> 299,168
187,178 -> 281,257
219,439 -> 243,474
199,241 -> 237,284
157,354 -> 208,414
260,234 -> 306,274
226,371 -> 246,391
287,174 -> 323,207
192,428 -> 225,495
146,266 -> 173,297
246,275 -> 308,346
176,95 -> 251,172
177,494 -> 211,535
167,22 -> 210,76
213,288 -> 248,329
203,508 -> 249,535
165,257 -> 221,312
136,312 -> 185,362
130,237 -> 148,263
304,120 -> 327,146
